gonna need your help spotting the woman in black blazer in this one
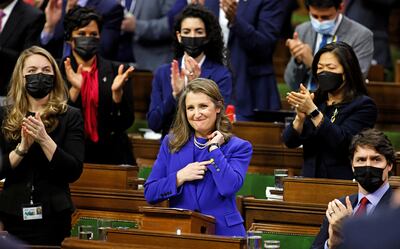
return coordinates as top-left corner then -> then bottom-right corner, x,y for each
61,6 -> 135,164
283,42 -> 377,180
0,46 -> 84,245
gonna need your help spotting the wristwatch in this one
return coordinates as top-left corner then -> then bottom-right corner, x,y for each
208,143 -> 220,152
309,108 -> 320,119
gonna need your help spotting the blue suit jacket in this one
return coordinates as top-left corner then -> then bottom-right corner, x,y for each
147,58 -> 232,135
283,95 -> 377,179
144,135 -> 252,236
41,0 -> 123,60
311,188 -> 392,249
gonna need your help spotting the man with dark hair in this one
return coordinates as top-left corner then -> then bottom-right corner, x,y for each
284,0 -> 373,91
311,128 -> 395,249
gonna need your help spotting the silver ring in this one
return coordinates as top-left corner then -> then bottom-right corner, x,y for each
295,104 -> 299,108
329,211 -> 334,215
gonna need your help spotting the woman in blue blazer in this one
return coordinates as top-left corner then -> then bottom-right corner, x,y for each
145,78 -> 252,236
283,42 -> 377,180
147,4 -> 232,136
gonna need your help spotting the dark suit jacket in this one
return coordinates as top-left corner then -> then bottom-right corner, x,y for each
0,0 -> 45,95
311,188 -> 393,249
147,57 -> 232,135
42,0 -> 123,60
0,106 -> 84,217
60,56 -> 135,164
345,0 -> 396,69
144,135 -> 252,236
340,205 -> 400,249
283,95 -> 377,179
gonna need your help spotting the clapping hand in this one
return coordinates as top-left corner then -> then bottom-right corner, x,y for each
64,57 -> 83,90
286,84 -> 316,118
22,112 -> 49,145
326,197 -> 353,249
111,64 -> 134,103
220,0 -> 238,24
171,60 -> 185,98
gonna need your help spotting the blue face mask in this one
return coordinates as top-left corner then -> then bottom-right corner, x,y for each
310,14 -> 337,35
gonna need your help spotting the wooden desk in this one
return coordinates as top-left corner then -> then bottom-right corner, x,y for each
283,177 -> 358,205
62,237 -> 161,249
70,187 -> 167,212
139,207 -> 215,235
242,197 -> 326,230
106,229 -> 246,249
71,163 -> 139,190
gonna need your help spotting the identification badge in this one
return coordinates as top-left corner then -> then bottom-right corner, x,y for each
22,204 -> 43,221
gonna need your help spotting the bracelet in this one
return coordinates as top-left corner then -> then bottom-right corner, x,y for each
14,143 -> 28,157
208,143 -> 220,152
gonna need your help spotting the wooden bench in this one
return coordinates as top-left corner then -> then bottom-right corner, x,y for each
283,177 -> 358,204
242,197 -> 326,230
106,229 -> 246,249
62,237 -> 153,249
70,163 -> 140,190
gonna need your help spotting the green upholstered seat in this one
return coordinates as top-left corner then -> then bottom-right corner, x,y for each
237,173 -> 275,199
261,231 -> 315,249
71,217 -> 138,240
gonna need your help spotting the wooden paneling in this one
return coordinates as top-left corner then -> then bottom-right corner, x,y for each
367,82 -> 400,130
232,121 -> 285,146
71,163 -> 138,190
131,71 -> 153,120
106,229 -> 246,249
283,177 -> 358,205
70,187 -> 167,212
242,197 -> 326,230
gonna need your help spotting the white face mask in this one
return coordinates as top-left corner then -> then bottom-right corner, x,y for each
309,14 -> 337,35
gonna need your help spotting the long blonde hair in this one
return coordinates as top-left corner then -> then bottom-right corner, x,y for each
169,78 -> 232,153
2,46 -> 68,141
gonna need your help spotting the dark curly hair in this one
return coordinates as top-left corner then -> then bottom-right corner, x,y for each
64,6 -> 103,41
172,4 -> 225,65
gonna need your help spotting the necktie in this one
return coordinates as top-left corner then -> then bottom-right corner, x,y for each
0,9 -> 5,33
319,34 -> 330,50
124,0 -> 133,11
354,197 -> 369,216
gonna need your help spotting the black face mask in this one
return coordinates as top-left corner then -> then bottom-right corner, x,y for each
353,166 -> 385,193
180,36 -> 208,58
317,71 -> 344,93
73,36 -> 100,61
25,73 -> 54,99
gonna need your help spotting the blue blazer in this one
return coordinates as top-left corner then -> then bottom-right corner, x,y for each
226,0 -> 284,117
283,95 -> 377,179
144,135 -> 252,236
147,58 -> 232,135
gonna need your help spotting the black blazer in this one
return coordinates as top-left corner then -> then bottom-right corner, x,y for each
60,55 -> 135,164
311,187 -> 393,249
0,106 -> 84,217
283,95 -> 377,180
0,0 -> 45,95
